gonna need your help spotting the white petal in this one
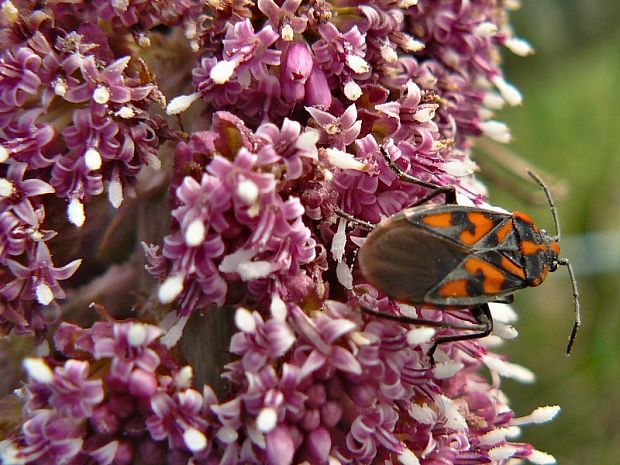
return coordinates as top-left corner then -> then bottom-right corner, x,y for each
398,448 -> 420,465
528,450 -> 557,464
336,260 -> 353,290
346,55 -> 370,74
236,179 -> 259,205
256,407 -> 278,433
433,360 -> 464,379
325,148 -> 367,171
108,179 -> 123,208
166,92 -> 200,115
183,427 -> 207,452
488,445 -> 517,461
185,219 -> 206,247
216,427 -> 239,444
474,21 -> 498,37
331,218 -> 347,262
482,355 -> 535,383
344,81 -> 362,101
158,275 -> 184,304
219,248 -> 256,274
238,261 -> 273,281
93,85 -> 110,104
270,295 -> 288,321
84,148 -> 102,170
479,120 -> 512,143
492,75 -> 523,106
67,198 -> 86,227
127,323 -> 147,347
505,37 -> 534,56
235,307 -> 257,333
210,60 -> 238,84
406,327 -> 435,345
35,282 -> 54,305
23,358 -> 54,383
0,179 -> 14,198
0,146 -> 8,163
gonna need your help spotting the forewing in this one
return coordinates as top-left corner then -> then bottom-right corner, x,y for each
358,218 -> 469,304
426,249 -> 527,306
405,205 -> 510,250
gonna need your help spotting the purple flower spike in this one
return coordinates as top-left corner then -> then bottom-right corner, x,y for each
1,3 -> 559,465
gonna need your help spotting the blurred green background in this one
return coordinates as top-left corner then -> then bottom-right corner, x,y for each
477,1 -> 620,464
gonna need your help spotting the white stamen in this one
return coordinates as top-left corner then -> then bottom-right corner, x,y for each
483,92 -> 506,110
479,120 -> 512,143
1,1 -> 19,23
116,106 -> 135,119
183,428 -> 207,452
175,366 -> 193,388
111,0 -> 128,11
474,21 -> 498,38
488,445 -> 517,461
281,24 -> 294,41
505,37 -> 534,56
325,148 -> 367,171
336,260 -> 353,290
67,198 -> 86,227
492,75 -> 523,106
433,360 -> 464,379
381,43 -> 398,63
144,153 -> 161,170
93,85 -> 110,105
54,78 -> 67,97
399,0 -> 418,8
238,261 -> 273,281
344,81 -> 363,101
512,405 -> 561,426
35,282 -> 54,305
0,179 -> 14,198
0,146 -> 7,163
296,130 -> 320,154
108,179 -> 123,208
479,428 -> 509,445
407,403 -> 436,424
492,321 -> 518,339
166,92 -> 200,115
331,218 -> 347,262
398,448 -> 420,465
346,55 -> 370,74
235,307 -> 257,333
127,323 -> 147,347
216,427 -> 239,444
256,407 -> 278,433
414,104 -> 438,123
236,179 -> 259,205
160,313 -> 189,348
84,148 -> 102,170
23,358 -> 54,383
404,37 -> 425,52
436,394 -> 468,430
406,327 -> 435,345
158,275 -> 184,304
219,248 -> 256,274
185,219 -> 206,247
136,33 -> 151,48
210,59 -> 238,84
270,295 -> 288,321
482,355 -> 535,383
505,426 -> 522,438
489,302 -> 518,323
528,450 -> 557,464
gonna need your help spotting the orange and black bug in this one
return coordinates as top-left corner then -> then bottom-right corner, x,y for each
337,145 -> 581,360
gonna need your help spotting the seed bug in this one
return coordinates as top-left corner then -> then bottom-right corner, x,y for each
337,145 -> 580,360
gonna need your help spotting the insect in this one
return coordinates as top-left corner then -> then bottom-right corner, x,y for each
337,145 -> 581,360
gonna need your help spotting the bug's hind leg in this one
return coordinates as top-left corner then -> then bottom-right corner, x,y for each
380,145 -> 457,205
426,304 -> 493,364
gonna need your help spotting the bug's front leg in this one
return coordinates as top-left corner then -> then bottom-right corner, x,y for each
380,144 -> 457,205
426,304 -> 493,365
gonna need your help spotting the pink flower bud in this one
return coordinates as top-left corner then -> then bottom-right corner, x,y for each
281,41 -> 314,103
304,66 -> 332,109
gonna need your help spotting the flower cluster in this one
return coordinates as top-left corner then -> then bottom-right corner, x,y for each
1,1 -> 559,465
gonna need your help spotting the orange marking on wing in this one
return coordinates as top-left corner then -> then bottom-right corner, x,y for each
520,240 -> 546,255
500,257 -> 526,280
459,212 -> 494,245
437,279 -> 469,298
513,211 -> 534,224
422,212 -> 453,228
464,257 -> 506,294
495,219 -> 513,243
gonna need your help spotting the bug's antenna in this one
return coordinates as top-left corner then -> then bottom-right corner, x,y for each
558,258 -> 581,354
527,170 -> 561,239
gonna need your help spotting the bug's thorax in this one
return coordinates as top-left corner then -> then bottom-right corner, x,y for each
512,211 -> 560,286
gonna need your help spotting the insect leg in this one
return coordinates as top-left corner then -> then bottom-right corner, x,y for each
491,294 -> 514,304
558,258 -> 581,354
333,206 -> 376,231
359,306 -> 490,331
426,304 -> 493,364
380,145 -> 457,204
